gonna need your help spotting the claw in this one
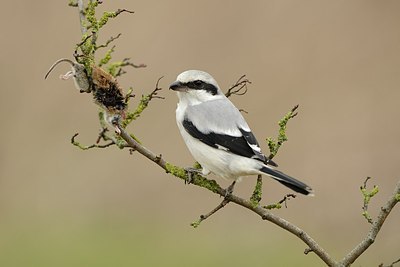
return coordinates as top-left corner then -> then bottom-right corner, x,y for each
184,167 -> 202,184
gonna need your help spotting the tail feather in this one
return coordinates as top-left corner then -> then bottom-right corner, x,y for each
260,166 -> 314,196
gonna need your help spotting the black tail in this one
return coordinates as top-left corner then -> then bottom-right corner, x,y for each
260,166 -> 314,196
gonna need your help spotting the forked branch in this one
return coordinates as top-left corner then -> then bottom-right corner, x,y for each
51,2 -> 400,266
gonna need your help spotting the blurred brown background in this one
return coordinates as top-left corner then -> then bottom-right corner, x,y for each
1,1 -> 399,266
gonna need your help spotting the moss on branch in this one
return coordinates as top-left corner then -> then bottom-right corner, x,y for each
267,105 -> 299,158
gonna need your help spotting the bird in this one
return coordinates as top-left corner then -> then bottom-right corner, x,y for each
169,70 -> 313,196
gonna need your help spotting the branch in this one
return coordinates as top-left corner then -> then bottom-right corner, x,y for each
267,104 -> 299,159
263,194 -> 296,210
250,175 -> 263,206
71,132 -> 120,150
340,181 -> 400,266
115,125 -> 338,266
107,58 -> 147,77
360,177 -> 379,224
51,2 -> 400,266
96,33 -> 122,50
115,124 -> 400,267
191,198 -> 230,228
225,74 -> 251,98
250,105 -> 298,207
121,77 -> 164,128
380,258 -> 400,267
77,0 -> 87,34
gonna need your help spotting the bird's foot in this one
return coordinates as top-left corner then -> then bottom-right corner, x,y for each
184,167 -> 202,184
224,181 -> 236,198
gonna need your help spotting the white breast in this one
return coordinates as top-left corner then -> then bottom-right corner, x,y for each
175,101 -> 262,180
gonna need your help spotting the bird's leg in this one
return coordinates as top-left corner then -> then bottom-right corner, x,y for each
184,167 -> 202,184
110,115 -> 122,134
224,181 -> 236,198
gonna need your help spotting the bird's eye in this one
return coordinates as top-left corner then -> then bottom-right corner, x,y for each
193,80 -> 203,87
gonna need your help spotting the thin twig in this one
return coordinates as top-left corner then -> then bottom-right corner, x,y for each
96,33 -> 122,49
116,125 -> 399,266
250,175 -> 263,206
150,76 -> 165,99
95,127 -> 109,144
115,125 -> 338,266
340,182 -> 400,266
121,77 -> 164,128
379,258 -> 400,267
71,133 -> 116,150
263,194 -> 296,210
115,9 -> 135,16
225,74 -> 251,98
267,104 -> 299,160
114,58 -> 147,77
191,198 -> 230,228
360,177 -> 379,224
62,3 -> 400,266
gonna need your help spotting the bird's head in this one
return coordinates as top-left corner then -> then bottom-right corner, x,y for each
170,70 -> 224,105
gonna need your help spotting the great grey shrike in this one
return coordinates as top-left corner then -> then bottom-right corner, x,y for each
170,70 -> 313,196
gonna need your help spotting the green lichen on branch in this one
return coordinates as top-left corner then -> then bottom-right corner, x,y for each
106,58 -> 147,77
71,133 -> 115,150
395,193 -> 400,202
165,162 -> 188,180
266,105 -> 299,158
191,220 -> 201,228
360,177 -> 379,224
107,61 -> 125,77
98,110 -> 107,129
98,45 -> 115,67
122,95 -> 151,127
121,78 -> 164,128
165,163 -> 221,194
263,194 -> 296,210
68,0 -> 78,7
71,1 -> 135,77
251,105 -> 298,205
250,175 -> 263,207
264,202 -> 283,210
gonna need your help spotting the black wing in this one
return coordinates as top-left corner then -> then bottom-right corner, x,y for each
182,119 -> 277,166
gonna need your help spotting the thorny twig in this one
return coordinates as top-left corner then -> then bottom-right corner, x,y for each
225,74 -> 251,98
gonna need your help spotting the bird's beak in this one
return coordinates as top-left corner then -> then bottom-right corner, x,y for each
169,81 -> 186,92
